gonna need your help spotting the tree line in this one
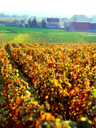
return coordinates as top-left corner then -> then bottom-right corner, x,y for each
25,17 -> 46,28
0,17 -> 47,28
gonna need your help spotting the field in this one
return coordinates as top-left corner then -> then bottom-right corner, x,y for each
1,26 -> 96,44
0,26 -> 96,128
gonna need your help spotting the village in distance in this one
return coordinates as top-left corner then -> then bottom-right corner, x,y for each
1,12 -> 96,32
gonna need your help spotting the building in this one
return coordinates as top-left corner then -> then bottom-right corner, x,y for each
47,18 -> 59,28
68,22 -> 90,32
64,22 -> 71,31
58,25 -> 65,29
90,23 -> 96,33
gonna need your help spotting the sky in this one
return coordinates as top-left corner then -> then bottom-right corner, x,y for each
0,0 -> 96,18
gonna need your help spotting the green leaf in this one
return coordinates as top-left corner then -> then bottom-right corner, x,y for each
91,86 -> 96,98
66,82 -> 72,88
64,63 -> 68,67
28,116 -> 33,121
59,78 -> 63,84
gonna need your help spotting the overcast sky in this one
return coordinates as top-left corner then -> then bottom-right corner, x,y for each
0,0 -> 96,18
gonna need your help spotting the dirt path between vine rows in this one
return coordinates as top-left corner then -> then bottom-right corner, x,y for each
5,44 -> 36,98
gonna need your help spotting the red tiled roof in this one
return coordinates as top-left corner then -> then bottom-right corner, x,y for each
47,18 -> 59,22
72,22 -> 90,30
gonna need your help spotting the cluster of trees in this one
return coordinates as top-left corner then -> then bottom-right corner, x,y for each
0,19 -> 25,27
26,17 -> 46,28
0,15 -> 47,28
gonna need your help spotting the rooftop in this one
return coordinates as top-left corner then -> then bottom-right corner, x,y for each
47,18 -> 59,22
72,22 -> 90,30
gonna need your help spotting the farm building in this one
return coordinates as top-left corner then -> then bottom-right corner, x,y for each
47,18 -> 59,28
64,22 -> 71,31
90,23 -> 96,32
68,22 -> 90,32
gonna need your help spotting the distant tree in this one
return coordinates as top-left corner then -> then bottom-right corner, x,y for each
28,18 -> 32,27
19,24 -> 23,27
32,17 -> 37,27
25,24 -> 28,27
4,21 -> 11,25
13,20 -> 19,25
37,22 -> 41,27
20,19 -> 25,24
41,20 -> 46,28
0,21 -> 4,24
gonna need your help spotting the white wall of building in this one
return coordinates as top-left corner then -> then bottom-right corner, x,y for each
68,23 -> 75,31
47,22 -> 59,28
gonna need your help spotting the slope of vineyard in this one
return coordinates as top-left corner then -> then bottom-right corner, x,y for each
0,43 -> 48,127
0,42 -> 96,128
